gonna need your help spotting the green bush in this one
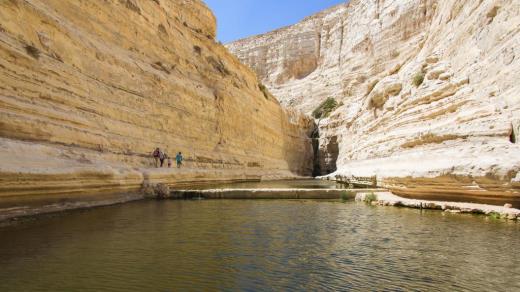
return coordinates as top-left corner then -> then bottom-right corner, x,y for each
340,191 -> 355,202
488,212 -> 501,220
412,72 -> 425,87
364,192 -> 378,204
312,97 -> 338,119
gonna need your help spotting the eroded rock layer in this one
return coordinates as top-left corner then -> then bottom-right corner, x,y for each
0,0 -> 313,199
228,0 -> 520,204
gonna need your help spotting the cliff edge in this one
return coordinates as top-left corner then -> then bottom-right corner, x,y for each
228,0 -> 520,204
0,0 -> 313,199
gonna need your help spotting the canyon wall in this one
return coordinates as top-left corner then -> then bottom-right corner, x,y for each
0,0 -> 313,199
228,0 -> 520,204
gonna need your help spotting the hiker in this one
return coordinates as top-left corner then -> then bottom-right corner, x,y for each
159,151 -> 167,168
176,152 -> 183,168
152,148 -> 162,168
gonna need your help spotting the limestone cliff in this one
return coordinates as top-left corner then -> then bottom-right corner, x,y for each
0,0 -> 313,199
228,0 -> 520,204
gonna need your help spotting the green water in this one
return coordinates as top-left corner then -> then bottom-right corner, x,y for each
0,200 -> 519,291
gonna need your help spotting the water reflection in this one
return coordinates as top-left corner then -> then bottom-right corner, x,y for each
0,200 -> 518,291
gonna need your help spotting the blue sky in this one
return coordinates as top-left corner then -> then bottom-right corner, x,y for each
204,0 -> 347,43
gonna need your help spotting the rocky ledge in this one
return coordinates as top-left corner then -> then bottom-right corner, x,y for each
356,192 -> 520,221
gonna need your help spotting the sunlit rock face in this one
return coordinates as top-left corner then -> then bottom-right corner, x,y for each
0,0 -> 313,198
228,0 -> 520,203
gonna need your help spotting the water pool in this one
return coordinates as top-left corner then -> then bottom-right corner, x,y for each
0,200 -> 518,291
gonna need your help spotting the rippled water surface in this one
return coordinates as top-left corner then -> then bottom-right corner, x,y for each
0,200 -> 519,291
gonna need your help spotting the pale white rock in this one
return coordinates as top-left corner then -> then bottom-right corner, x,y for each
358,192 -> 520,220
228,0 -> 520,203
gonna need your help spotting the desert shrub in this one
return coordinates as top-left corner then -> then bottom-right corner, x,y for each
366,79 -> 379,95
364,192 -> 378,204
25,45 -> 40,59
258,83 -> 269,99
340,191 -> 355,202
412,72 -> 425,87
487,6 -> 499,19
488,212 -> 501,220
312,97 -> 338,119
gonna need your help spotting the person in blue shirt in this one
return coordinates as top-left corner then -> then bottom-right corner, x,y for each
175,152 -> 183,168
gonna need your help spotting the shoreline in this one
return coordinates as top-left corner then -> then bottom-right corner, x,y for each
356,192 -> 520,221
1,183 -> 519,224
0,174 -> 308,223
0,192 -> 145,224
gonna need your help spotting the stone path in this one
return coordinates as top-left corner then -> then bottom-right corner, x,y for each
168,188 -> 386,200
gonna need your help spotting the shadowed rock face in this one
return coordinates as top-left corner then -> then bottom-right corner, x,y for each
228,0 -> 520,203
318,135 -> 339,175
0,0 -> 314,199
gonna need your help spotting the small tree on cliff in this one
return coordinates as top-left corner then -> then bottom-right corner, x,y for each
312,97 -> 338,119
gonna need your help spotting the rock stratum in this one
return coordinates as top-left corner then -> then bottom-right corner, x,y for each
228,0 -> 520,205
0,0 -> 313,201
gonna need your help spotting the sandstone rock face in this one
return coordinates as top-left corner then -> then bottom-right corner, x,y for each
228,0 -> 520,204
0,0 -> 313,199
